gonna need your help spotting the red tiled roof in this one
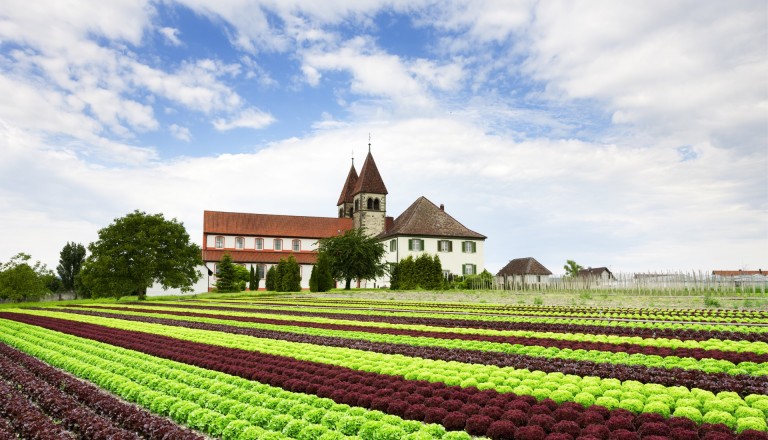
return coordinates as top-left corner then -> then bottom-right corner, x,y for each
352,151 -> 388,195
203,250 -> 318,264
336,163 -> 358,206
713,270 -> 765,276
578,267 -> 613,278
204,211 -> 353,238
378,196 -> 486,239
497,257 -> 552,276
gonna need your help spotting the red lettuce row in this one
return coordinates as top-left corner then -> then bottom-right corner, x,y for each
0,342 -> 204,440
104,303 -> 766,343
51,308 -> 766,396
2,310 -> 765,440
60,306 -> 768,364
0,376 -> 75,439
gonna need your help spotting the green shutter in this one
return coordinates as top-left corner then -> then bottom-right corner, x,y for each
448,241 -> 453,252
472,242 -> 477,253
419,239 -> 425,251
408,239 -> 413,251
472,264 -> 477,274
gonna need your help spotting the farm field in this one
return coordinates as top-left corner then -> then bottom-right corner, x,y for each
0,295 -> 767,440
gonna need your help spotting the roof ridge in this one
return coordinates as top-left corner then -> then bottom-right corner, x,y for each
352,151 -> 388,195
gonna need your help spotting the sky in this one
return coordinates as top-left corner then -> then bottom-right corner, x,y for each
0,0 -> 766,276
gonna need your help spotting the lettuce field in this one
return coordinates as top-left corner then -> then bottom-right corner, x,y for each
0,297 -> 766,440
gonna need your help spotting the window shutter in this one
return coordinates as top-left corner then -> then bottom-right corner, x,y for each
408,239 -> 413,251
472,264 -> 477,274
419,239 -> 425,251
472,242 -> 477,253
448,241 -> 453,252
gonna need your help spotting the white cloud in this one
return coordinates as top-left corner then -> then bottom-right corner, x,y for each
169,124 -> 192,141
159,27 -> 182,46
212,108 -> 276,131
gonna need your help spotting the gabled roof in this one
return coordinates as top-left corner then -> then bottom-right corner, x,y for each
378,196 -> 486,239
204,211 -> 353,239
578,267 -> 613,278
497,257 -> 552,276
713,270 -> 765,276
203,250 -> 318,265
352,151 -> 388,195
336,163 -> 358,206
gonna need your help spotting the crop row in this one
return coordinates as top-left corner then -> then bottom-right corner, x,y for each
3,314 -> 768,440
58,306 -> 768,372
51,307 -> 768,396
4,310 -> 767,426
70,304 -> 767,357
236,297 -> 768,320
0,342 -> 203,440
192,298 -> 768,323
118,302 -> 768,339
0,317 -> 458,440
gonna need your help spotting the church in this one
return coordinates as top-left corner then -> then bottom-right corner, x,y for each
200,148 -> 486,290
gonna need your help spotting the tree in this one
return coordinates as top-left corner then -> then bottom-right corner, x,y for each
280,256 -> 301,292
389,254 -> 444,290
233,264 -> 249,291
265,266 -> 276,291
310,253 -> 333,292
317,228 -> 386,290
80,210 -> 202,300
215,253 -> 237,292
0,253 -> 51,302
249,266 -> 256,291
564,260 -> 584,278
57,242 -> 86,298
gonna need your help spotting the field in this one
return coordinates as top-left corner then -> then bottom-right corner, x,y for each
0,293 -> 766,440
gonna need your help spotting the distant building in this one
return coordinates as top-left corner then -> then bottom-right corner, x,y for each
578,267 -> 614,282
496,257 -> 552,285
196,147 -> 485,290
712,270 -> 767,284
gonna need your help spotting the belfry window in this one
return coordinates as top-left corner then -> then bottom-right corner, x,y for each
367,198 -> 373,209
373,199 -> 380,210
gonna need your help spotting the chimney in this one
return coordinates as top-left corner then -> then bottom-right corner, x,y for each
439,204 -> 444,211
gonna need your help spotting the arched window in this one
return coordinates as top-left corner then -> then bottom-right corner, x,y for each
348,207 -> 353,217
373,198 -> 380,210
367,198 -> 373,209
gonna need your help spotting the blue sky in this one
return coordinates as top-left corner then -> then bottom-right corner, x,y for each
1,0 -> 766,275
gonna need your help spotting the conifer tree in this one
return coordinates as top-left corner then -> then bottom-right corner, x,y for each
265,266 -> 276,291
248,266 -> 256,291
215,253 -> 237,292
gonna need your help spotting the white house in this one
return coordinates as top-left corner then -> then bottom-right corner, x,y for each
152,147 -> 486,293
496,257 -> 552,286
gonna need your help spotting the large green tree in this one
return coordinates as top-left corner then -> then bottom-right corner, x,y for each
57,242 -> 86,297
564,260 -> 584,278
215,253 -> 237,292
309,253 -> 333,292
0,253 -> 51,302
317,228 -> 386,290
80,210 -> 202,300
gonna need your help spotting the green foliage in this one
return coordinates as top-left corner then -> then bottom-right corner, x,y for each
453,269 -> 494,289
265,266 -> 276,291
564,259 -> 583,278
317,228 -> 386,290
280,256 -> 301,292
80,210 -> 202,299
56,242 -> 86,295
248,266 -> 256,291
233,264 -> 249,292
309,253 -> 334,292
704,294 -> 721,308
216,254 -> 238,293
390,254 -> 444,290
0,252 -> 51,302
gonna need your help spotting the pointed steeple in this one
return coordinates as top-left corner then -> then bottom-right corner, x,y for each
352,151 -> 388,196
336,161 -> 358,206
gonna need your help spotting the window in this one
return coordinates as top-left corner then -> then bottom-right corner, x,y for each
235,237 -> 244,249
373,198 -> 380,210
292,239 -> 301,252
256,264 -> 265,279
274,239 -> 282,251
367,198 -> 373,209
214,264 -> 219,276
443,270 -> 451,279
215,236 -> 224,249
255,238 -> 263,250
438,240 -> 452,252
339,208 -> 344,218
408,238 -> 424,251
462,264 -> 477,275
354,199 -> 359,211
389,239 -> 397,251
462,241 -> 477,253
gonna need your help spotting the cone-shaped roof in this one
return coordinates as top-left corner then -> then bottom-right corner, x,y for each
378,196 -> 485,239
352,151 -> 388,195
336,163 -> 359,205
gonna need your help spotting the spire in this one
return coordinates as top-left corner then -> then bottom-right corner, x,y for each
337,161 -> 358,206
352,149 -> 388,196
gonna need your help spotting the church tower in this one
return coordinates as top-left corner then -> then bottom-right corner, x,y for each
350,147 -> 388,236
336,159 -> 358,219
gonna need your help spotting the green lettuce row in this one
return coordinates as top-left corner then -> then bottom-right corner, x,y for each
10,309 -> 767,426
79,304 -> 767,355
138,301 -> 768,335
0,318 -> 455,440
67,306 -> 768,376
222,299 -> 768,324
